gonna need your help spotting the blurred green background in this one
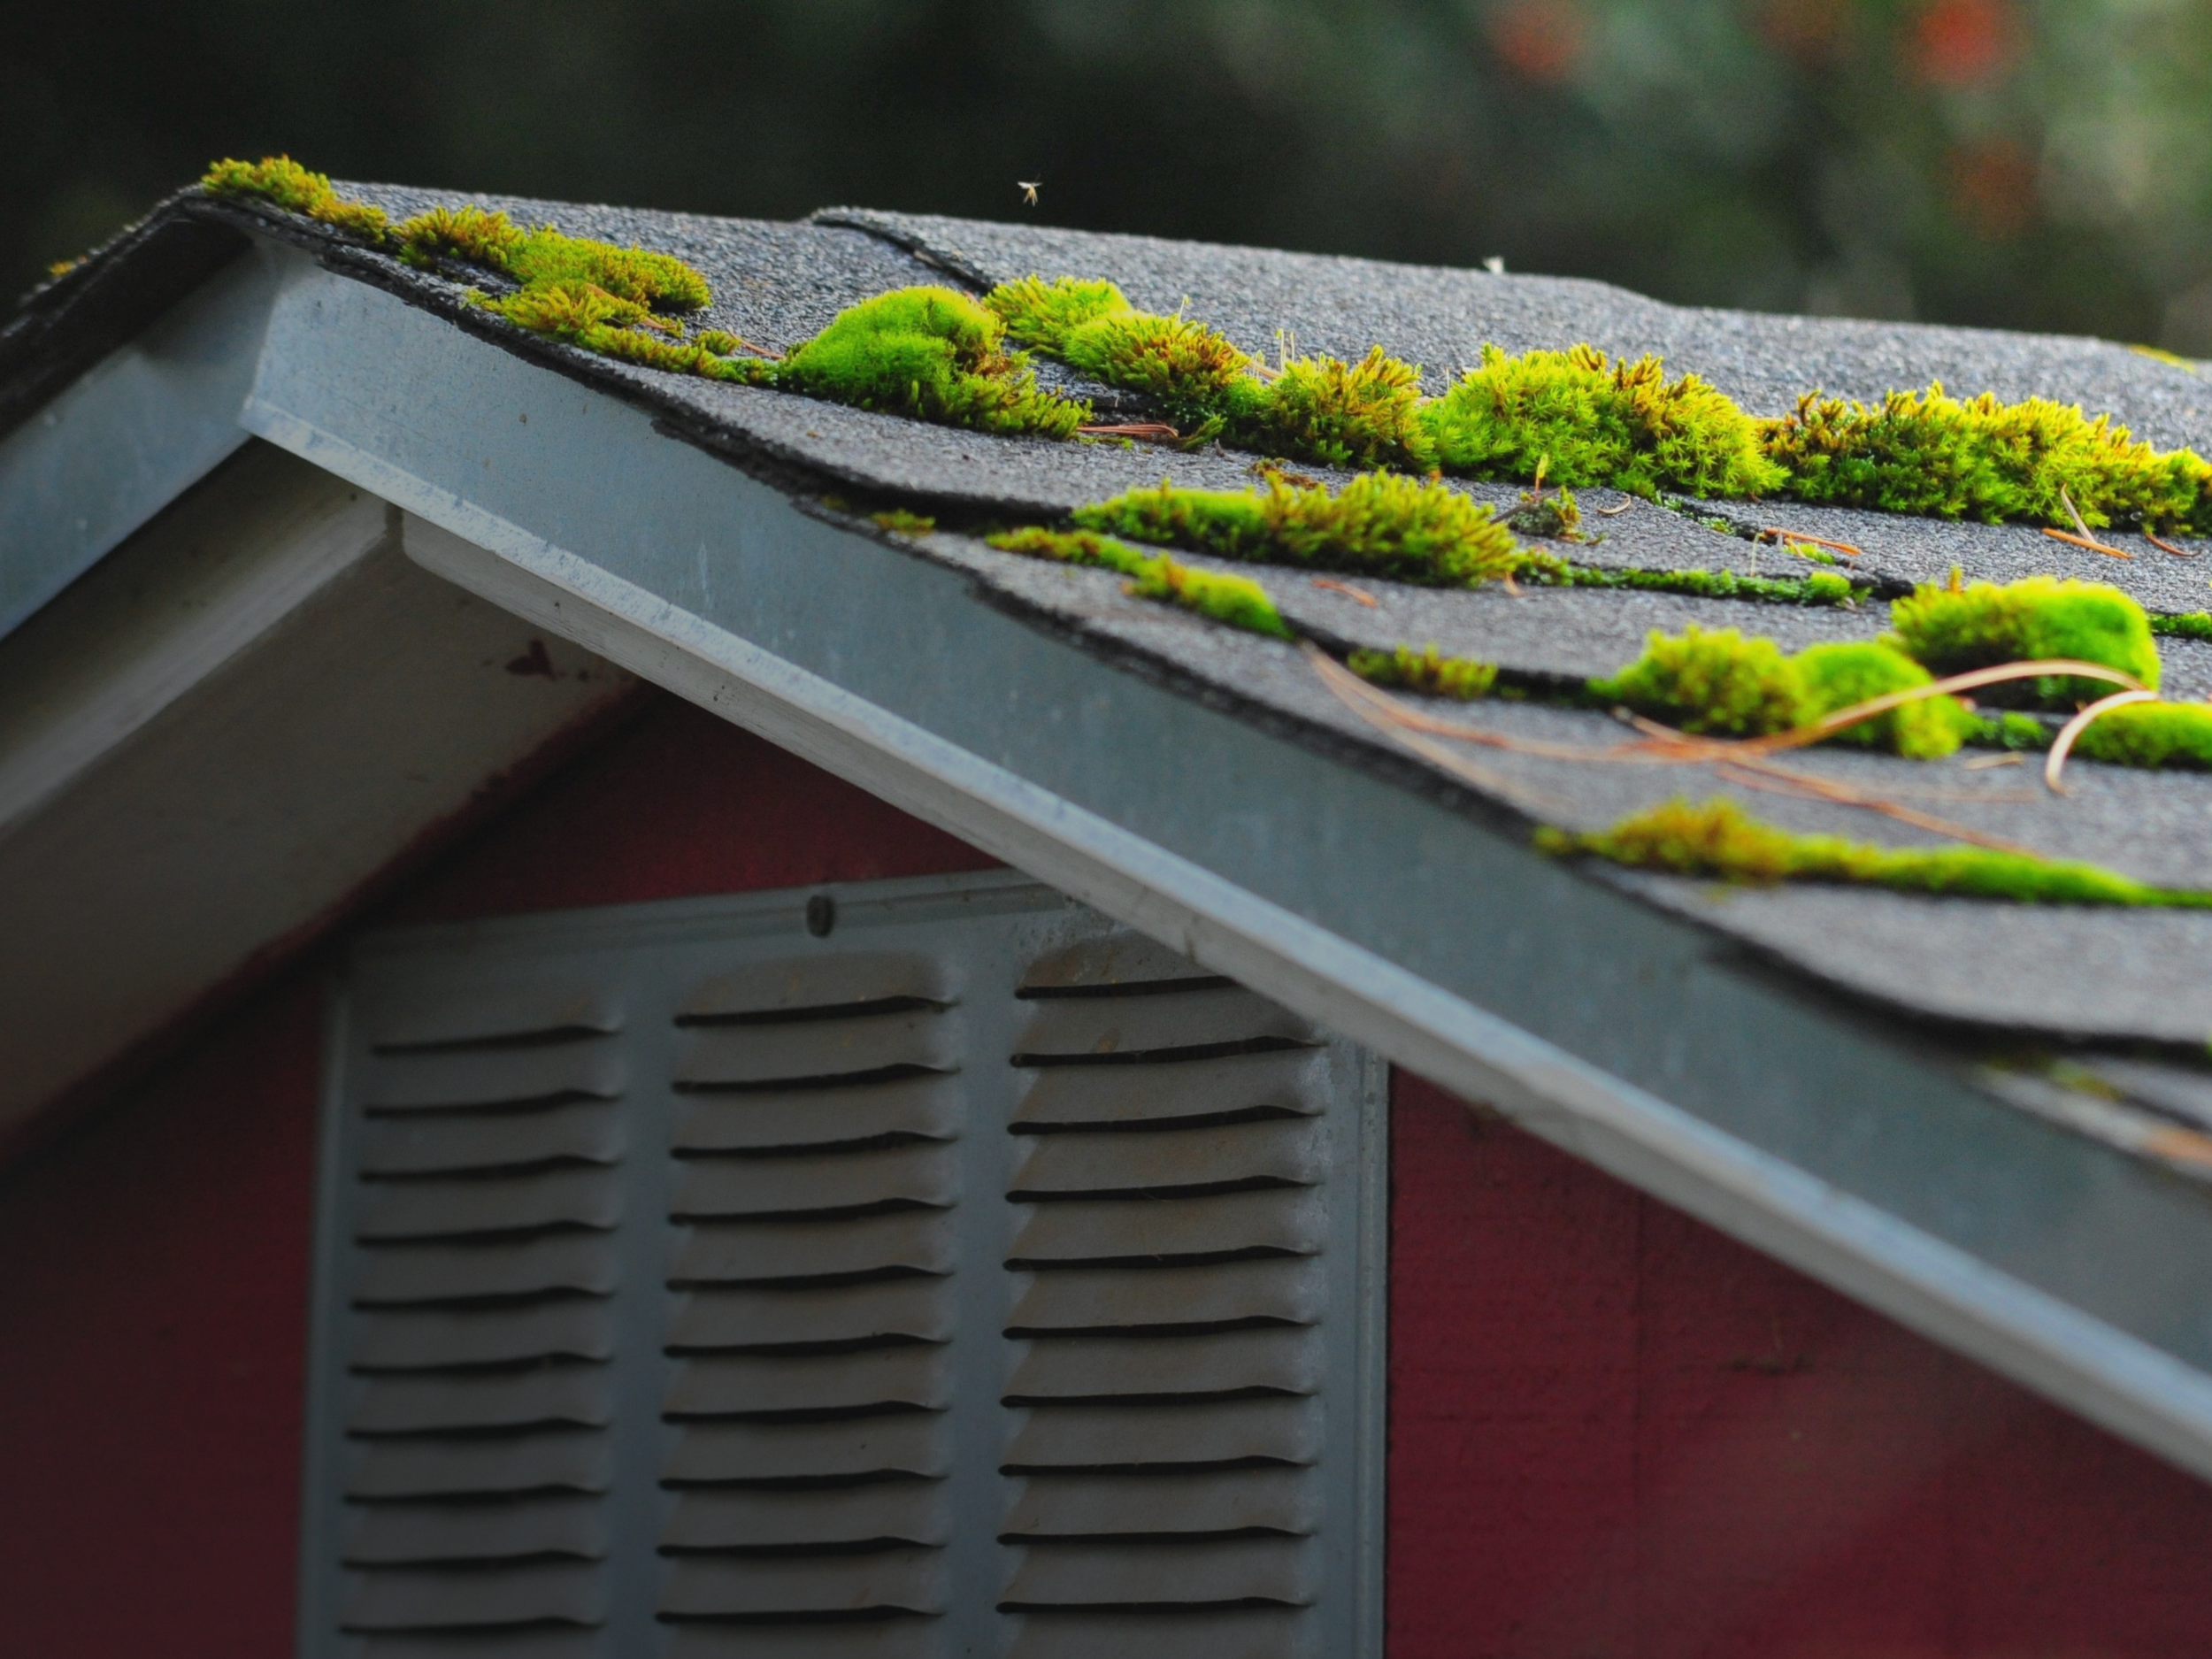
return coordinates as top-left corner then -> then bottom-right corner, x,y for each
8,0 -> 2210,349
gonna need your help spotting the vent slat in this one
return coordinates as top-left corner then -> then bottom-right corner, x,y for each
342,1560 -> 606,1630
365,1048 -> 626,1113
345,1495 -> 608,1565
1005,1330 -> 1319,1403
1002,1470 -> 1317,1540
1013,993 -> 1312,1060
672,1075 -> 961,1153
356,1167 -> 621,1241
666,1348 -> 949,1417
346,1432 -> 611,1500
1002,1401 -> 1320,1472
365,987 -> 625,1052
681,955 -> 952,1022
665,1622 -> 942,1658
672,1212 -> 954,1285
672,1143 -> 956,1218
675,1014 -> 956,1087
663,1417 -> 948,1484
660,1549 -> 946,1617
1006,1260 -> 1324,1335
1003,1609 -> 1312,1659
1007,1190 -> 1324,1266
999,1537 -> 1314,1609
1010,1121 -> 1322,1197
360,1630 -> 602,1659
1019,935 -> 1219,995
349,1366 -> 614,1435
360,1102 -> 624,1178
670,1281 -> 954,1350
662,1486 -> 949,1551
349,1301 -> 614,1371
1011,1052 -> 1327,1130
355,1233 -> 618,1307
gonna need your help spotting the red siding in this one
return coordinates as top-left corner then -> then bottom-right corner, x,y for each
1388,1070 -> 2212,1656
11,693 -> 2212,1655
0,696 -> 994,1657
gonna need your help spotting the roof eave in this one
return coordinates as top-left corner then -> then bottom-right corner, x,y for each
17,224 -> 2212,1485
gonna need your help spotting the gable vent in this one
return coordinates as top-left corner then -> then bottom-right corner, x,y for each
307,876 -> 1381,1659
334,985 -> 628,1658
998,934 -> 1333,1658
657,952 -> 963,1653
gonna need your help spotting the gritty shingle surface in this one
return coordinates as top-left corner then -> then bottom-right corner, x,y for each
42,185 -> 2212,1064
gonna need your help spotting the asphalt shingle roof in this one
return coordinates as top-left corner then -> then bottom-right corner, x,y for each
17,181 -> 2212,1067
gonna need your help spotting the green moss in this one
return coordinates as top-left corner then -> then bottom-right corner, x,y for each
985,526 -> 1294,638
201,155 -> 390,241
1532,563 -> 1863,606
773,288 -> 1087,438
2071,701 -> 2212,769
1886,573 -> 2160,706
1071,472 -> 1523,588
1793,641 -> 1974,759
1589,626 -> 1806,737
871,509 -> 936,535
397,204 -> 710,311
1348,644 -> 1499,700
1588,628 -> 1971,754
989,275 -> 1431,468
1764,384 -> 2212,533
2148,611 -> 2212,642
1506,486 -> 1584,540
1538,797 -> 2200,906
1423,344 -> 1786,498
1968,710 -> 2057,750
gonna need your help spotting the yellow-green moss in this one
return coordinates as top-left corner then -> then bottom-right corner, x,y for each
2148,611 -> 2212,643
398,203 -> 710,311
1886,574 -> 2160,706
1424,344 -> 1786,498
1764,384 -> 2212,533
1539,797 -> 2200,907
1531,563 -> 1863,607
2071,701 -> 2212,769
202,155 -> 389,241
773,288 -> 1087,438
1071,472 -> 1524,588
1590,628 -> 1971,756
1348,644 -> 1499,699
871,509 -> 936,535
1589,626 -> 1806,737
986,526 -> 1294,638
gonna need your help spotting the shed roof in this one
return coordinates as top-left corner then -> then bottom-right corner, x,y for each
13,174 -> 2212,1481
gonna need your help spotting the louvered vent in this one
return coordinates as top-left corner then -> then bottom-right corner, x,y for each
1000,932 -> 1333,1659
658,953 -> 963,1655
337,984 -> 627,1659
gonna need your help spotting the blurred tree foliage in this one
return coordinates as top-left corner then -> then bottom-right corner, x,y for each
8,0 -> 2212,349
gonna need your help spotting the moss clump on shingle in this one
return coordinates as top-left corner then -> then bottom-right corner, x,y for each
1423,344 -> 1786,499
988,275 -> 1433,469
2148,611 -> 2212,643
202,155 -> 390,241
986,526 -> 1294,638
1589,628 -> 1972,756
1530,563 -> 1863,607
1763,384 -> 2212,533
1539,796 -> 2200,907
1589,626 -> 1807,737
1348,644 -> 1499,700
772,288 -> 1088,437
2071,701 -> 2212,770
398,204 -> 711,312
1071,472 -> 1524,588
1793,641 -> 1976,760
1886,573 -> 2160,707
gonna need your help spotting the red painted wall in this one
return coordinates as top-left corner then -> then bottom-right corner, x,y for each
1388,1071 -> 2212,1657
0,697 -> 993,1657
11,693 -> 2212,1655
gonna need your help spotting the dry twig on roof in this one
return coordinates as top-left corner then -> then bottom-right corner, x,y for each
1310,577 -> 1379,606
2147,531 -> 2199,557
1759,526 -> 1861,558
2044,687 -> 2160,794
